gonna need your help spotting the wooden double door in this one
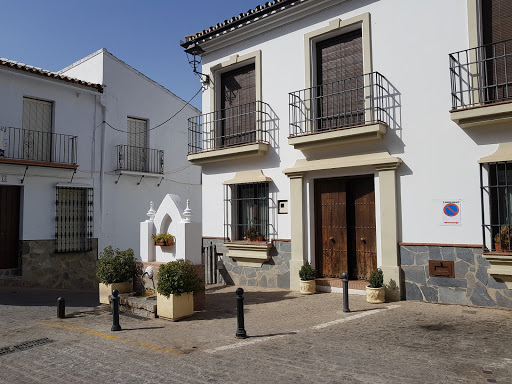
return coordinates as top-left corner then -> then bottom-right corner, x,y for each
315,177 -> 376,280
0,186 -> 21,269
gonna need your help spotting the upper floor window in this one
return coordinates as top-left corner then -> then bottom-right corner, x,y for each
22,97 -> 53,162
126,117 -> 148,172
315,29 -> 364,130
217,64 -> 257,147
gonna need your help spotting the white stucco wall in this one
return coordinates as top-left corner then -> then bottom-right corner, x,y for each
62,49 -> 202,254
0,68 -> 100,240
1,49 -> 201,260
197,0 -> 495,258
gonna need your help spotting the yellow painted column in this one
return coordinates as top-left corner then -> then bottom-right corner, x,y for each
289,174 -> 305,291
377,166 -> 401,301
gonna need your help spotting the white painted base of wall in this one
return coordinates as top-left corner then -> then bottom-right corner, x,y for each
315,285 -> 367,295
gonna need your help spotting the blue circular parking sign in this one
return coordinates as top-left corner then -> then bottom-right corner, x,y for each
443,204 -> 459,217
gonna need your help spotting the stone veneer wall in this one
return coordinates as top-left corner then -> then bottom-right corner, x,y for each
0,239 -> 98,290
202,238 -> 291,289
401,245 -> 512,309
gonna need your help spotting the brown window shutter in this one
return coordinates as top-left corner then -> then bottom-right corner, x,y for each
482,0 -> 512,45
218,64 -> 256,147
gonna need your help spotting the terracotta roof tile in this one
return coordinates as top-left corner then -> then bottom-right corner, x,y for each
183,0 -> 310,46
0,58 -> 103,93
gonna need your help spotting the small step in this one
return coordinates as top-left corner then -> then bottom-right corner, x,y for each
118,293 -> 157,318
315,278 -> 368,295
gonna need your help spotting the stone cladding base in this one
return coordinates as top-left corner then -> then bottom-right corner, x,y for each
401,245 -> 512,309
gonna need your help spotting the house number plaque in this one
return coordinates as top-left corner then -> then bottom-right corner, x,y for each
1,175 -> 7,183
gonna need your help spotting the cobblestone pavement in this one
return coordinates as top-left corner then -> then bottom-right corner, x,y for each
0,285 -> 511,383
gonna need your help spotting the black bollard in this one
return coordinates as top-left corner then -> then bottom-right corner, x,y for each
235,288 -> 247,339
342,272 -> 350,313
111,289 -> 121,331
57,297 -> 65,319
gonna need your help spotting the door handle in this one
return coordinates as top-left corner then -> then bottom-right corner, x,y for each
361,237 -> 366,243
330,236 -> 335,242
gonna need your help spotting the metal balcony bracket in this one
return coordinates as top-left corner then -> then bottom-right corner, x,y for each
157,177 -> 164,187
20,166 -> 29,184
69,169 -> 77,183
137,175 -> 145,185
115,174 -> 122,184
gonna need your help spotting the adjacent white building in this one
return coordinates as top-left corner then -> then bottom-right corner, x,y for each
182,0 -> 512,308
0,49 -> 201,289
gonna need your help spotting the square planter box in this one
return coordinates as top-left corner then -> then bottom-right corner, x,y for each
99,281 -> 132,305
156,292 -> 194,321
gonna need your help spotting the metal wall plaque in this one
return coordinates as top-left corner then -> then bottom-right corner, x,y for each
428,260 -> 455,278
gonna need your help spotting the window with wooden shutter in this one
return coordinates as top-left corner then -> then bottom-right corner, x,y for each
127,117 -> 148,172
481,0 -> 512,102
315,30 -> 364,130
218,64 -> 256,147
22,97 -> 52,162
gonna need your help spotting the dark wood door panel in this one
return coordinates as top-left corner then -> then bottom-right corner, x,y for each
0,186 -> 21,269
315,179 -> 347,278
349,177 -> 376,280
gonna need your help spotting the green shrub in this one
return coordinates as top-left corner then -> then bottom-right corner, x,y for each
299,262 -> 316,281
368,268 -> 384,288
96,246 -> 136,284
157,260 -> 203,297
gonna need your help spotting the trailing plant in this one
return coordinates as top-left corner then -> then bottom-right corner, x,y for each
96,246 -> 136,284
368,268 -> 384,288
299,262 -> 316,281
152,233 -> 174,244
157,260 -> 203,297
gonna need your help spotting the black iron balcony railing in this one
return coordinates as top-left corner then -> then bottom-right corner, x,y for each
188,101 -> 271,154
449,39 -> 512,110
116,144 -> 164,174
0,126 -> 77,165
289,72 -> 392,137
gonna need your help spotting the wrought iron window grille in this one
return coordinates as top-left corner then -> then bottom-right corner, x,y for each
116,144 -> 164,174
188,101 -> 274,154
288,72 -> 393,137
481,161 -> 512,252
223,182 -> 277,242
55,187 -> 93,253
450,39 -> 512,110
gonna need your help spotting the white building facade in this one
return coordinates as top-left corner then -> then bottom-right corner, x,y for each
182,0 -> 512,308
0,50 -> 201,290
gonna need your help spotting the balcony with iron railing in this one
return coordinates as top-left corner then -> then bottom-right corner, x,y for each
115,144 -> 164,174
187,101 -> 273,165
288,72 -> 393,150
0,126 -> 77,168
449,39 -> 512,128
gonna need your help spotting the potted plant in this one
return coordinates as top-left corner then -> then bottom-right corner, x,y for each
96,246 -> 136,304
152,233 -> 174,246
494,225 -> 512,251
299,261 -> 316,295
366,268 -> 385,303
245,226 -> 263,242
156,259 -> 203,321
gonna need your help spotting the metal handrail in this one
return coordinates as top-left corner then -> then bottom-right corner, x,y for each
116,144 -> 164,174
188,101 -> 272,154
0,126 -> 77,165
449,39 -> 512,109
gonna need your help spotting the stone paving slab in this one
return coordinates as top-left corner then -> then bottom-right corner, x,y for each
0,285 -> 511,383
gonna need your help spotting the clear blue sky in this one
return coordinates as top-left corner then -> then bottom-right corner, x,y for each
0,0 -> 262,109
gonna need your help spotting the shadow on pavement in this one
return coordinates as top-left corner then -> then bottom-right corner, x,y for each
0,286 -> 99,307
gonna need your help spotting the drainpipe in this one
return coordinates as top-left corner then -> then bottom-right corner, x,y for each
99,89 -> 107,250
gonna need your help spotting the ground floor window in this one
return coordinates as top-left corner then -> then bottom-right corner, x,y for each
56,187 -> 93,252
481,161 -> 512,251
224,182 -> 269,241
